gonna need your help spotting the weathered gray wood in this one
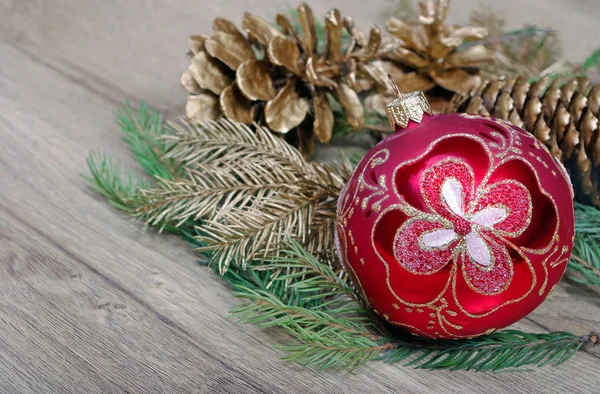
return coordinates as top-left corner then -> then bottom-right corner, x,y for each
0,211 -> 271,393
0,0 -> 599,390
1,38 -> 599,394
529,282 -> 600,355
1,0 -> 598,116
0,0 -> 390,114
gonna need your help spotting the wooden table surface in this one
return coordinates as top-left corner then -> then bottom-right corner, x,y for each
1,1 -> 600,392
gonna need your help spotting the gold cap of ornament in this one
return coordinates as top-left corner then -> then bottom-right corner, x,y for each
385,74 -> 432,129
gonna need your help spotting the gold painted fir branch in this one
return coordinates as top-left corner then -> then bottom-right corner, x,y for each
87,108 -> 351,274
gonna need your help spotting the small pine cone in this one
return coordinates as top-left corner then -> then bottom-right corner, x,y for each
447,75 -> 600,206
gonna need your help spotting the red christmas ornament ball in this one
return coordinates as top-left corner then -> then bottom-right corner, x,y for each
335,106 -> 575,339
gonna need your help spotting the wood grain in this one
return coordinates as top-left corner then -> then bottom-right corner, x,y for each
1,0 -> 598,115
0,0 -> 389,114
0,211 -> 269,393
0,0 -> 599,391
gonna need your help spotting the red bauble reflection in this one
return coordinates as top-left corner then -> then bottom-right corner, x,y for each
336,113 -> 575,339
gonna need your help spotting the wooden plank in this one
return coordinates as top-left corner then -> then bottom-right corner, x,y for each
1,0 -> 599,119
0,40 -> 599,393
0,210 -> 271,393
0,0 -> 390,113
529,283 -> 600,359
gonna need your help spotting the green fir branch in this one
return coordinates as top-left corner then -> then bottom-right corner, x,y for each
582,48 -> 600,71
225,241 -> 598,372
574,202 -> 600,238
84,102 -> 600,373
224,246 -> 384,371
259,239 -> 358,303
83,101 -> 179,210
379,330 -> 591,372
83,152 -> 147,212
83,102 -> 188,234
117,101 -> 180,180
569,235 -> 600,287
568,203 -> 600,286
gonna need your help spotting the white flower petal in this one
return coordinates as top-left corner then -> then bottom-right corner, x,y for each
466,232 -> 492,267
421,229 -> 458,249
471,207 -> 508,228
442,178 -> 465,217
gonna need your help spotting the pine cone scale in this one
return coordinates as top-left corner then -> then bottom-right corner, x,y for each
220,84 -> 255,124
188,35 -> 208,55
324,9 -> 343,63
186,93 -> 221,122
297,3 -> 318,55
333,83 -> 364,129
189,51 -> 233,95
363,26 -> 384,57
387,46 -> 429,68
312,91 -> 334,143
267,36 -> 302,76
236,59 -> 276,101
432,68 -> 481,93
181,69 -> 202,94
265,78 -> 310,133
204,31 -> 254,70
385,18 -> 428,53
491,91 -> 512,119
445,45 -> 494,68
275,14 -> 300,40
242,12 -> 284,46
589,86 -> 600,114
213,18 -> 246,38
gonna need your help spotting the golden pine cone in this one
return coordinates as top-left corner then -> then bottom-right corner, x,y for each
366,0 -> 494,114
447,75 -> 600,206
181,3 -> 391,157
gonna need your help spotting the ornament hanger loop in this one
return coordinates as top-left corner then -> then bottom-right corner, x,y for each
388,74 -> 403,98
